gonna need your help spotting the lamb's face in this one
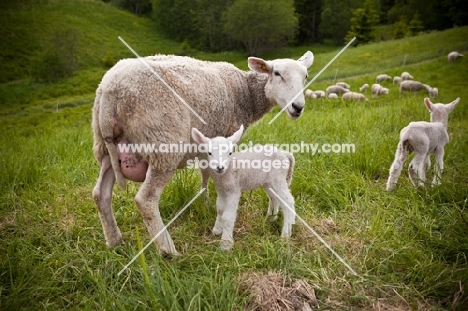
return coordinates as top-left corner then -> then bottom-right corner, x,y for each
206,137 -> 236,174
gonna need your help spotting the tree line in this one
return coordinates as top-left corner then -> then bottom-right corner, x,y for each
106,0 -> 467,54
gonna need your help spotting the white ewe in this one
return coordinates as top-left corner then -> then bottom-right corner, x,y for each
326,85 -> 349,96
313,90 -> 326,98
305,89 -> 316,99
393,76 -> 402,84
92,51 -> 314,254
376,74 -> 391,83
191,125 -> 296,251
336,82 -> 350,89
399,80 -> 430,95
401,71 -> 413,80
448,51 -> 464,62
342,92 -> 369,102
328,92 -> 338,99
359,83 -> 369,92
371,83 -> 389,97
428,87 -> 438,98
386,97 -> 460,191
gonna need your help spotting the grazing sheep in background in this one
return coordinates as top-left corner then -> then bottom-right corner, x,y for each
393,76 -> 402,84
326,85 -> 349,96
448,51 -> 464,62
359,83 -> 369,92
342,92 -> 369,102
328,92 -> 338,99
305,89 -> 316,99
191,125 -> 296,251
371,83 -> 389,97
313,90 -> 326,98
92,51 -> 314,255
336,82 -> 350,89
429,87 -> 438,98
386,97 -> 460,191
399,80 -> 430,95
376,74 -> 391,83
401,71 -> 413,80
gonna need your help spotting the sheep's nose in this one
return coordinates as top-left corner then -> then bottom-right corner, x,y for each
291,103 -> 303,113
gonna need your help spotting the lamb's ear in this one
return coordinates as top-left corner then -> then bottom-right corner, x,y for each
228,125 -> 244,145
446,97 -> 460,113
248,57 -> 272,74
191,128 -> 209,145
424,97 -> 434,112
297,51 -> 314,68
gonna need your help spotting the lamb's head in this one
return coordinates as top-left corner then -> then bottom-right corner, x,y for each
248,51 -> 314,119
191,125 -> 244,174
424,97 -> 460,128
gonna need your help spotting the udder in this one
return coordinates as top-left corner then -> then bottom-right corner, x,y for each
116,139 -> 148,182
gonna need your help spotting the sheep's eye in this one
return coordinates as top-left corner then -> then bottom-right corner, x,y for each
274,71 -> 281,77
229,152 -> 232,156
208,152 -> 212,156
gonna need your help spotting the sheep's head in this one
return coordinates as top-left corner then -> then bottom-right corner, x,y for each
248,51 -> 314,120
424,97 -> 460,128
191,125 -> 244,174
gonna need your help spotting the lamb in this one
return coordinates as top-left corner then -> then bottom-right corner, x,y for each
336,82 -> 350,89
386,97 -> 460,191
376,74 -> 391,83
326,85 -> 349,96
399,80 -> 430,94
359,83 -> 369,92
328,92 -> 338,99
92,51 -> 314,255
448,51 -> 464,62
191,125 -> 296,251
305,89 -> 316,99
401,71 -> 413,80
371,83 -> 389,97
313,90 -> 326,98
342,91 -> 369,102
428,87 -> 438,98
393,76 -> 402,84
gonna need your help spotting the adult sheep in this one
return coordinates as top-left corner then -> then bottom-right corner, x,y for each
92,52 -> 314,255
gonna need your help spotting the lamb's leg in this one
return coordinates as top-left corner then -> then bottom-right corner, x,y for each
212,193 -> 226,236
432,147 -> 445,186
386,143 -> 408,191
266,193 -> 280,222
219,191 -> 241,252
267,186 -> 295,238
424,155 -> 431,172
409,153 -> 426,187
92,155 -> 122,248
134,167 -> 178,255
200,168 -> 210,200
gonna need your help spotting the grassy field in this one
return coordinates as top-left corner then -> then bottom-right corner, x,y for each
1,1 -> 468,310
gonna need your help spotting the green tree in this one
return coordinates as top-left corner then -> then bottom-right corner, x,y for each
294,0 -> 322,45
408,12 -> 423,36
321,0 -> 361,45
223,0 -> 298,55
393,17 -> 408,39
345,0 -> 380,45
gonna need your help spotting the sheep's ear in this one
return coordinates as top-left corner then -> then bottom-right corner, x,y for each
446,97 -> 460,112
248,57 -> 272,74
424,97 -> 434,112
191,128 -> 209,145
297,51 -> 314,68
228,125 -> 244,145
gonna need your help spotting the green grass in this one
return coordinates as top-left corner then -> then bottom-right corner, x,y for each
1,1 -> 468,310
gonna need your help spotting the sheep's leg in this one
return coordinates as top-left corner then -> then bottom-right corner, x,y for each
265,193 -> 280,222
432,147 -> 445,186
219,191 -> 241,251
212,192 -> 227,236
424,155 -> 431,172
386,143 -> 408,191
409,153 -> 426,187
92,155 -> 122,248
267,186 -> 295,238
134,167 -> 178,255
200,168 -> 210,200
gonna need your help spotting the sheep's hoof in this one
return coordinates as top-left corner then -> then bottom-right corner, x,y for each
212,226 -> 223,236
386,183 -> 396,191
220,239 -> 233,252
105,231 -> 123,248
267,215 -> 278,223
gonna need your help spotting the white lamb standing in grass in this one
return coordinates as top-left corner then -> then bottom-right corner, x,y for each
386,97 -> 460,191
336,82 -> 350,89
328,92 -> 338,99
359,83 -> 369,92
393,76 -> 402,84
399,80 -> 430,95
371,83 -> 389,97
92,51 -> 314,255
305,89 -> 316,99
448,51 -> 464,62
429,87 -> 438,98
342,91 -> 369,102
326,85 -> 349,97
313,90 -> 326,98
401,71 -> 413,80
191,125 -> 296,251
376,74 -> 391,83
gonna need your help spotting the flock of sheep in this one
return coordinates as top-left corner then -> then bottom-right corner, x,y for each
91,49 -> 463,255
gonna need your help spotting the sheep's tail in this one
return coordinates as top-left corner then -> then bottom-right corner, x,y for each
397,130 -> 411,163
285,152 -> 295,186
